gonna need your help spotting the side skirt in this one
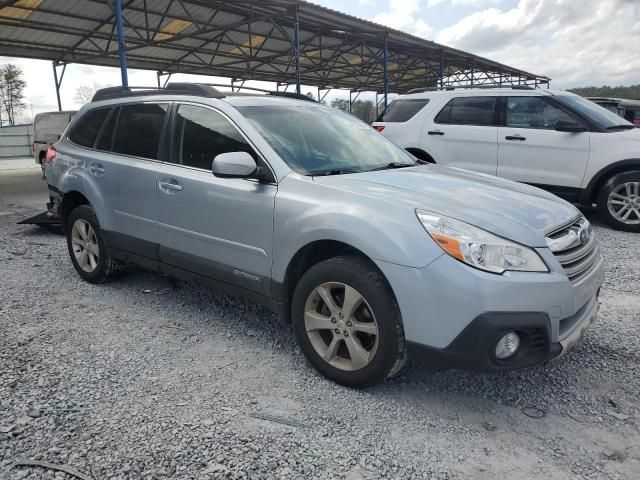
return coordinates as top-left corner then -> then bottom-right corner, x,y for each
106,246 -> 287,320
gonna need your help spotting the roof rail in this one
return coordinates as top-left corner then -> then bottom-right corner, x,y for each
407,85 -> 536,94
199,83 -> 317,102
91,83 -> 225,102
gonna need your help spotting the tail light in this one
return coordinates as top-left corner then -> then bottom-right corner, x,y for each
374,125 -> 385,132
45,145 -> 57,165
31,142 -> 35,154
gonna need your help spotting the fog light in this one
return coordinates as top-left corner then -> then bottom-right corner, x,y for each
495,332 -> 520,359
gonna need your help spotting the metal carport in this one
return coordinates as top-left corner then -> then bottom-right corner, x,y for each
0,0 -> 550,111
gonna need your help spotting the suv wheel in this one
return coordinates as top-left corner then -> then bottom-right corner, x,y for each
66,205 -> 125,283
291,255 -> 406,388
597,171 -> 640,232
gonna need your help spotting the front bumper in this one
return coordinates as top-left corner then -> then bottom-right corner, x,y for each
375,249 -> 604,371
406,293 -> 599,371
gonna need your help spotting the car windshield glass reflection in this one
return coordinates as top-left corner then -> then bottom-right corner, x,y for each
238,105 -> 416,175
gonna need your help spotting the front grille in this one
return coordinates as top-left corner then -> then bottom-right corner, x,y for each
547,218 -> 601,284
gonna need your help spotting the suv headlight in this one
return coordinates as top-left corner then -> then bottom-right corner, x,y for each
416,210 -> 548,274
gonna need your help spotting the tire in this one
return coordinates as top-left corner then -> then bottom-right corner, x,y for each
291,255 -> 406,388
596,171 -> 640,232
66,205 -> 125,283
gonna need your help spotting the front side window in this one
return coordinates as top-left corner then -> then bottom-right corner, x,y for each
376,98 -> 430,122
238,104 -> 415,175
506,96 -> 577,130
435,96 -> 497,126
68,108 -> 110,148
113,103 -> 168,159
171,104 -> 256,170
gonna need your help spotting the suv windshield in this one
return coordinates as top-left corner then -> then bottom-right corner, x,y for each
238,105 -> 416,175
558,95 -> 634,129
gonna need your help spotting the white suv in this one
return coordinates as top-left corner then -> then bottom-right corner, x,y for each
373,87 -> 640,232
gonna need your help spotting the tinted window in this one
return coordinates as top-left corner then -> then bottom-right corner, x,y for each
95,108 -> 118,151
377,99 -> 429,122
171,104 -> 255,170
68,108 -> 109,148
435,96 -> 497,126
113,103 -> 168,159
506,96 -> 576,130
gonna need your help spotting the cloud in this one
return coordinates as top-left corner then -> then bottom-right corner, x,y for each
371,0 -> 432,38
436,0 -> 640,87
427,0 -> 499,6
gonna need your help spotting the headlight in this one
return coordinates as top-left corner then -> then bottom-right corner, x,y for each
416,209 -> 548,274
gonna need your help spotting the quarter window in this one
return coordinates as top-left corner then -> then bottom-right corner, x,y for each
506,96 -> 576,130
377,99 -> 430,122
68,108 -> 110,148
113,103 -> 168,159
435,96 -> 497,126
171,104 -> 256,170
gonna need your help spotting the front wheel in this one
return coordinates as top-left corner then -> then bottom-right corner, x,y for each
596,172 -> 640,232
291,255 -> 406,388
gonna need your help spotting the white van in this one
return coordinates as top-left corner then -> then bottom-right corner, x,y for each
33,111 -> 76,170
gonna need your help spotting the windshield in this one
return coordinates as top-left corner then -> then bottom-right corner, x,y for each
237,104 -> 416,175
558,95 -> 633,129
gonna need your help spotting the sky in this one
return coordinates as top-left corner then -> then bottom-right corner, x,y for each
1,0 -> 639,122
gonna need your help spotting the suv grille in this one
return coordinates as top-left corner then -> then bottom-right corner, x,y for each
547,218 -> 601,284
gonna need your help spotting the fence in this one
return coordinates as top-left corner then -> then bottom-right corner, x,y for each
0,124 -> 33,159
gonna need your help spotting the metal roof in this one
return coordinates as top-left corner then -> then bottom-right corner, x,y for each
0,0 -> 550,92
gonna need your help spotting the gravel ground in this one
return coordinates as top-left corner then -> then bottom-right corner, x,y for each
1,169 -> 639,480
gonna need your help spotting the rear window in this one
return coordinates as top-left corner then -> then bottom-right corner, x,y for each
68,108 -> 110,148
435,96 -> 497,126
376,98 -> 429,122
112,103 -> 168,159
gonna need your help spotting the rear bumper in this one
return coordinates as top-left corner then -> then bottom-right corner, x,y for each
407,293 -> 599,371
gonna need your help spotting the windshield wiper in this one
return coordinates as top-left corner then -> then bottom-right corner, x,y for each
606,125 -> 636,130
368,162 -> 415,172
313,168 -> 360,176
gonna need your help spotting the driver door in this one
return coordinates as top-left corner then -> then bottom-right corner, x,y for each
157,103 -> 276,295
497,96 -> 590,194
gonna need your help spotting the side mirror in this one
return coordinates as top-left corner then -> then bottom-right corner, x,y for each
555,120 -> 587,133
212,151 -> 257,179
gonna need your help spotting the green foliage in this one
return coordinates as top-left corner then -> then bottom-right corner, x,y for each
330,98 -> 376,123
568,85 -> 640,100
0,63 -> 26,126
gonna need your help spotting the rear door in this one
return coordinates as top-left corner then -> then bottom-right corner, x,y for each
422,95 -> 499,175
75,102 -> 169,254
497,95 -> 590,194
156,103 -> 276,296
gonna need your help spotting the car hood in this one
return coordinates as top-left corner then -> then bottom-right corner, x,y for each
313,165 -> 580,247
616,127 -> 640,141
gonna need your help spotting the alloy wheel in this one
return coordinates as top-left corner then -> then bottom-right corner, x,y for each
71,219 -> 100,273
304,282 -> 379,371
607,182 -> 640,225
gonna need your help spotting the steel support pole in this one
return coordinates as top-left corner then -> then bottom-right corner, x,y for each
383,36 -> 389,109
439,50 -> 444,88
293,5 -> 301,95
349,91 -> 352,114
52,62 -> 62,112
114,0 -> 129,87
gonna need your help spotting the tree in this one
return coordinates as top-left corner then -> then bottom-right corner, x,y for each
0,63 -> 26,126
330,97 -> 376,123
75,84 -> 101,105
568,84 -> 640,100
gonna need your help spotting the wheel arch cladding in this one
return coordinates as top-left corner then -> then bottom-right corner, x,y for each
275,241 -> 394,323
585,159 -> 640,204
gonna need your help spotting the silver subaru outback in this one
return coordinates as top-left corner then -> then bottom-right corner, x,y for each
44,83 -> 604,388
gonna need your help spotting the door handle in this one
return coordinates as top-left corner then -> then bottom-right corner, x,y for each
505,135 -> 526,141
159,179 -> 183,193
428,130 -> 445,136
88,163 -> 105,175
